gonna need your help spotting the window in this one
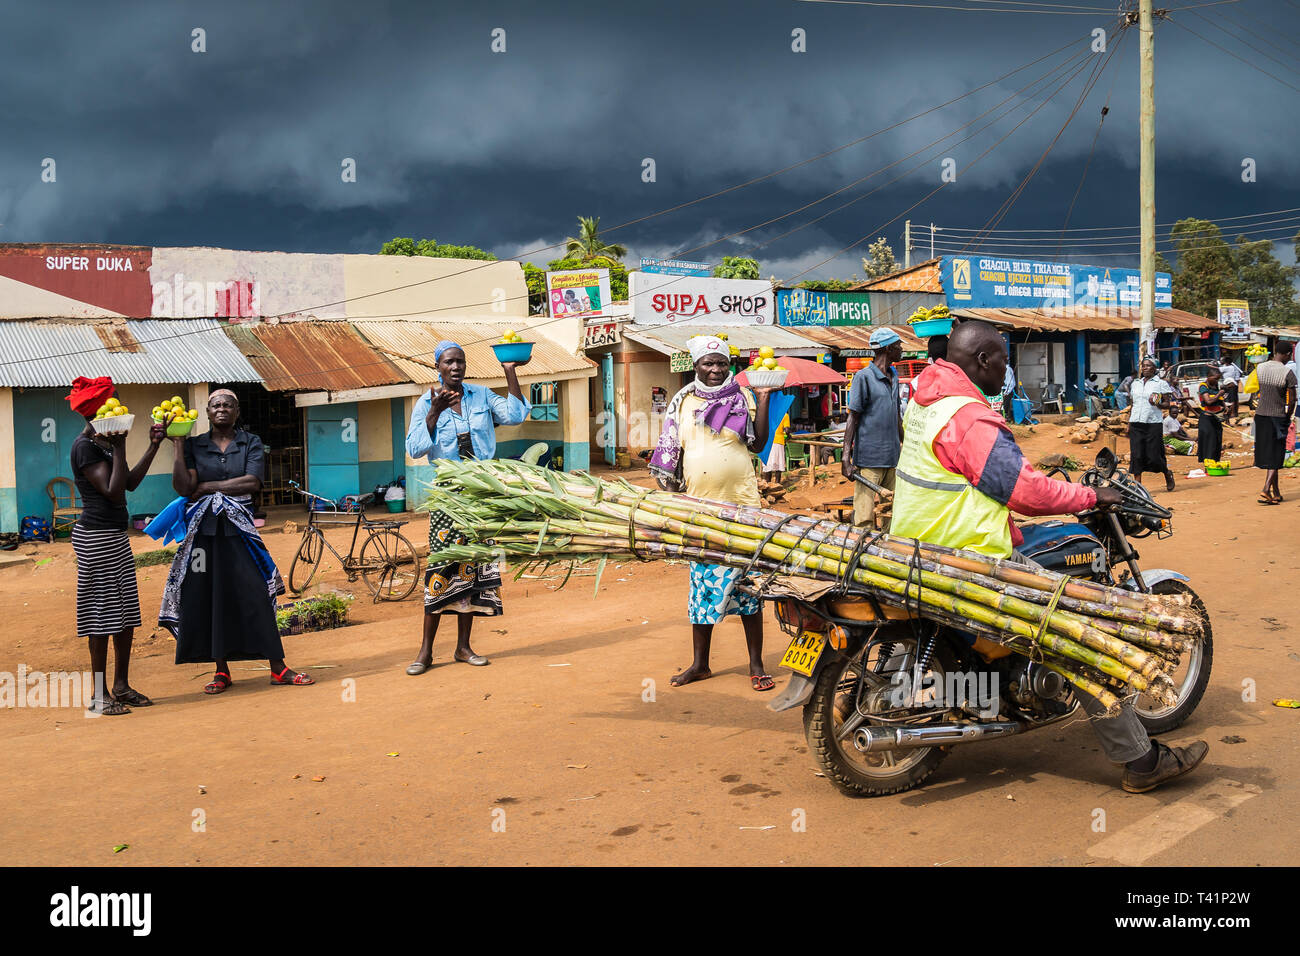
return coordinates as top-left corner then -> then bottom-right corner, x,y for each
530,381 -> 559,421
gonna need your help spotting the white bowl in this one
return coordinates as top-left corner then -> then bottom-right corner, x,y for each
745,369 -> 789,389
91,414 -> 134,435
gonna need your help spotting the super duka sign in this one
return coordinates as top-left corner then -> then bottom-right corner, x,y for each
629,272 -> 773,326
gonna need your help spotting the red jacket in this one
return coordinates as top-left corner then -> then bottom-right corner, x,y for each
910,360 -> 1097,546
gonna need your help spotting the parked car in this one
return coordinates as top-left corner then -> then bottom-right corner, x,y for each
1171,360 -> 1215,408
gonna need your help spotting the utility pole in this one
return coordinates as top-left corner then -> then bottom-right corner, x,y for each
1137,1 -> 1159,360
929,223 -> 941,260
904,220 -> 912,269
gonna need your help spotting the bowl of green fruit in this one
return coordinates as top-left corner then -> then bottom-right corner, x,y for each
91,398 -> 134,435
741,347 -> 789,388
491,329 -> 533,364
151,395 -> 200,437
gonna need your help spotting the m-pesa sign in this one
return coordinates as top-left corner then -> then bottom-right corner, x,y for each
629,272 -> 773,326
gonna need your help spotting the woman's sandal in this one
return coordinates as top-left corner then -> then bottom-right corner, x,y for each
203,672 -> 233,695
751,674 -> 776,692
270,667 -> 314,686
1257,495 -> 1280,506
114,688 -> 153,707
87,698 -> 130,716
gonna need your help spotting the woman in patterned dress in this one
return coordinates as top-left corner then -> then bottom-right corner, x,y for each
649,335 -> 777,692
403,341 -> 530,672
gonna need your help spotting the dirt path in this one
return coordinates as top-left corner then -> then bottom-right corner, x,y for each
1,447 -> 1297,866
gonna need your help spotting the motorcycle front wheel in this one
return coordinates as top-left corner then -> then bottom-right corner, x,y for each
803,637 -> 949,797
1134,580 -> 1213,735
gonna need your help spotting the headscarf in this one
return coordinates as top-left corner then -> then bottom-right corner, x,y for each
434,340 -> 462,362
648,348 -> 754,484
66,376 -> 115,417
687,334 -> 726,365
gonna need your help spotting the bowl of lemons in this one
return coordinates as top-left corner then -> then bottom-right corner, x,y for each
1204,459 -> 1231,476
91,398 -> 134,435
152,396 -> 199,437
491,329 -> 533,365
743,347 -> 789,388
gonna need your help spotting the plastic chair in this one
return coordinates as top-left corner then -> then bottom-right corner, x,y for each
46,478 -> 81,535
1038,384 -> 1064,415
784,440 -> 809,471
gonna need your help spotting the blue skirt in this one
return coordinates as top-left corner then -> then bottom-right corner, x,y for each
687,562 -> 760,625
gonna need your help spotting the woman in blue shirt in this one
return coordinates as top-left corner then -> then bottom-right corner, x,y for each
404,340 -> 530,672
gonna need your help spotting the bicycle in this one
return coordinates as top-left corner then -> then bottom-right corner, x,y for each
286,481 -> 420,602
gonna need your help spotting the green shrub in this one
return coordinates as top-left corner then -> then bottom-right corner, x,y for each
134,547 -> 178,568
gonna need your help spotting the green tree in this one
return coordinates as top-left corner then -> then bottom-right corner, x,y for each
1234,235 -> 1300,326
564,216 -> 627,261
1166,218 -> 1237,318
379,237 -> 497,261
522,262 -> 549,314
712,256 -> 761,280
795,278 -> 860,291
1154,251 -> 1174,275
861,237 -> 900,278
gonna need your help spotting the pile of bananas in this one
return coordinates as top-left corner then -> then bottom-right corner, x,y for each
907,304 -> 951,325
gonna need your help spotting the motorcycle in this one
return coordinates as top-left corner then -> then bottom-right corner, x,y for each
765,447 -> 1213,797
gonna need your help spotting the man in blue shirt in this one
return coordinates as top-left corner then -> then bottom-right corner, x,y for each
841,327 -> 904,529
404,340 -> 530,673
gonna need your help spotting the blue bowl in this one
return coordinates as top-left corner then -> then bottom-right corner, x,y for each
491,341 -> 534,364
911,317 -> 954,337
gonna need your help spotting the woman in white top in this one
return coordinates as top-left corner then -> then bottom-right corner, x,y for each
1127,357 -> 1177,491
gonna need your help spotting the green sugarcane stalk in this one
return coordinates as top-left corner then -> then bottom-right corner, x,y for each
1041,663 -> 1121,715
425,461 -> 1184,695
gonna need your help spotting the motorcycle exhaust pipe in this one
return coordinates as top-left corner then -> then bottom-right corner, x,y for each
853,721 -> 1024,753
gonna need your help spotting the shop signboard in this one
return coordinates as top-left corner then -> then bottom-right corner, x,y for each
640,257 -> 711,277
630,272 -> 773,326
1217,298 -> 1251,338
547,268 -> 611,319
776,289 -> 872,326
583,320 -> 621,349
669,351 -> 694,372
942,256 -> 1171,310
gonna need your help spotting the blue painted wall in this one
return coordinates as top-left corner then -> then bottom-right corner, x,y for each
1064,332 -> 1088,409
563,440 -> 590,472
0,487 -> 17,534
13,389 -> 88,523
305,402 -> 359,501
406,462 -> 437,509
391,398 -> 407,482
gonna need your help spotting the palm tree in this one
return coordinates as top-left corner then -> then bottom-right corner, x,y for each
564,216 -> 627,262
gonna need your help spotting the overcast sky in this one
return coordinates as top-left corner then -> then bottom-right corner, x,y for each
2,0 -> 1298,282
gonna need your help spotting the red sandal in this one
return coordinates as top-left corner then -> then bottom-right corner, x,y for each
203,672 -> 233,695
269,667 -> 314,686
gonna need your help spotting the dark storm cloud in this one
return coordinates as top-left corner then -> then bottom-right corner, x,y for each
2,0 -> 1298,280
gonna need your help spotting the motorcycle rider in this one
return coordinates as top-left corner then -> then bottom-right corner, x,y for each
891,320 -> 1209,793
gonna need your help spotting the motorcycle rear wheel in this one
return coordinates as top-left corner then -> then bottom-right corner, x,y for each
1134,580 -> 1213,735
804,639 -> 948,797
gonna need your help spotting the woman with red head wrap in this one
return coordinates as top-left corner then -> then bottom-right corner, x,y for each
66,377 -> 167,716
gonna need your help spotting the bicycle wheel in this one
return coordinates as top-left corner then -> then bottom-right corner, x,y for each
288,530 -> 324,594
359,530 -> 420,601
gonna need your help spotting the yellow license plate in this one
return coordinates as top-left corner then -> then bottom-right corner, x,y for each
780,631 -> 826,677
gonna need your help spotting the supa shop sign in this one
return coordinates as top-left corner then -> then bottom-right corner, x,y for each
630,272 -> 773,325
776,289 -> 872,326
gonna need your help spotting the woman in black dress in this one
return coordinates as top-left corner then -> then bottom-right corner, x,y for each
66,376 -> 166,715
162,389 -> 313,694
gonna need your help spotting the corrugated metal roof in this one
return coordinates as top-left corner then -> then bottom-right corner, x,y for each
953,307 -> 1222,332
623,323 -> 826,355
224,321 -> 406,392
350,320 -> 595,383
852,259 -> 943,293
791,324 -> 927,353
0,319 -> 261,387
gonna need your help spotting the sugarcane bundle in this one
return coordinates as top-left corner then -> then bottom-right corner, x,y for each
421,460 -> 1204,714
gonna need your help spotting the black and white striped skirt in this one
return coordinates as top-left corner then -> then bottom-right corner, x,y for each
72,525 -> 142,637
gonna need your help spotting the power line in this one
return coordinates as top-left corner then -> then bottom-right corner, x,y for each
779,25 -> 1119,285
936,206 -> 1300,234
796,0 -> 1109,13
933,218 -> 1300,247
1167,15 -> 1300,92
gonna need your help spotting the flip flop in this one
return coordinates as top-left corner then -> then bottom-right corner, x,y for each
751,674 -> 776,692
1257,496 -> 1279,505
113,688 -> 153,707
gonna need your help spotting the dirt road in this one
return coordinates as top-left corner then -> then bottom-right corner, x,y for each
1,444 -> 1297,866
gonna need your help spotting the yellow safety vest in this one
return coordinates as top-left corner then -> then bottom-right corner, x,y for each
891,394 -> 1013,558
